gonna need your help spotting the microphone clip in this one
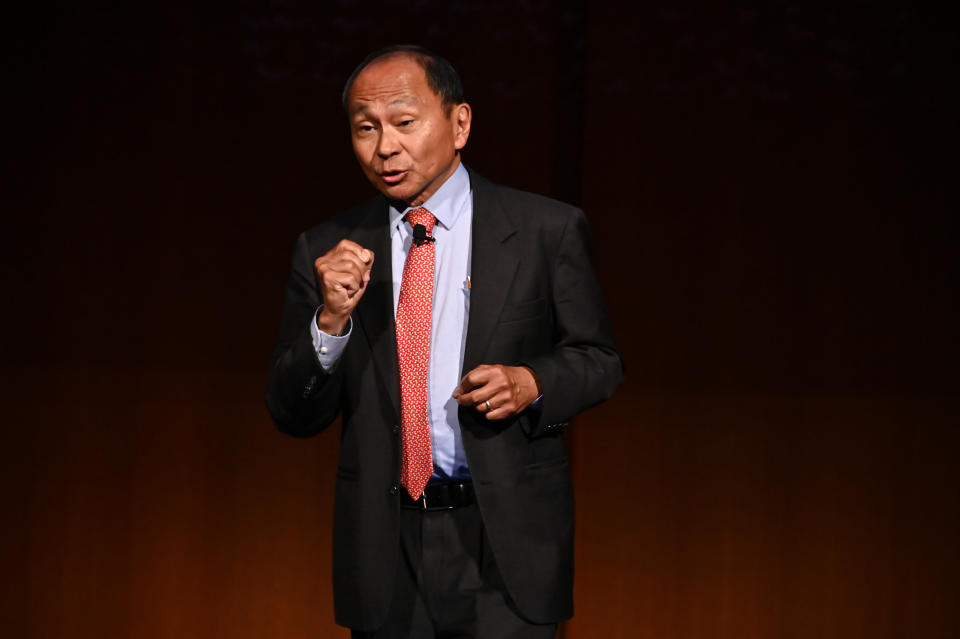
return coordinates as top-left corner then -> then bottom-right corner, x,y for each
412,223 -> 436,246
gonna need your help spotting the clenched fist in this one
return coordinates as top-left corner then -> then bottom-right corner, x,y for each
314,239 -> 375,335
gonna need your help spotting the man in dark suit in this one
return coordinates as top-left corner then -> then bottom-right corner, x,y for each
266,45 -> 622,638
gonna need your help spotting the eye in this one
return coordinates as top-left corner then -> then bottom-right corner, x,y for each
398,119 -> 413,127
356,124 -> 375,133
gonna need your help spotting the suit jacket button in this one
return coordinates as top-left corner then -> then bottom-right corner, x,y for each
392,424 -> 400,435
389,484 -> 399,496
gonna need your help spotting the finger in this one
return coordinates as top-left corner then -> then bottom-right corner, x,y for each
463,377 -> 508,409
457,372 -> 513,406
473,396 -> 495,413
352,251 -> 375,284
363,253 -> 374,282
317,252 -> 370,282
453,365 -> 494,398
324,269 -> 364,296
332,249 -> 375,285
327,255 -> 368,285
335,239 -> 374,265
483,391 -> 519,420
485,406 -> 511,420
456,382 -> 496,406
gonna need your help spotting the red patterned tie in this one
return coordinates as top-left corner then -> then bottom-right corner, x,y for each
396,208 -> 436,500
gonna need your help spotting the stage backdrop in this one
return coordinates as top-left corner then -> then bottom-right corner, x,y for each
4,2 -> 957,638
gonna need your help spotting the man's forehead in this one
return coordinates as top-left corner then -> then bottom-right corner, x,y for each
349,55 -> 430,103
350,95 -> 420,118
362,51 -> 425,76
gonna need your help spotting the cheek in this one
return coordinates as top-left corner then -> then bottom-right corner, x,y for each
352,140 -> 376,167
410,130 -> 440,166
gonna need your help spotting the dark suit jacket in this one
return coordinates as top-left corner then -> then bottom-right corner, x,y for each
266,168 -> 622,630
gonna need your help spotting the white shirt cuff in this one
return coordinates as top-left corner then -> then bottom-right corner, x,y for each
309,306 -> 352,372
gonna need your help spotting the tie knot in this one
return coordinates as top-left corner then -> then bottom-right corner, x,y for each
405,208 -> 436,234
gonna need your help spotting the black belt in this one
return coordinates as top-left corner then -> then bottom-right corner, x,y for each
400,481 -> 475,511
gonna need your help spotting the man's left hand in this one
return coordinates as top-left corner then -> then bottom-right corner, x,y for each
453,365 -> 541,420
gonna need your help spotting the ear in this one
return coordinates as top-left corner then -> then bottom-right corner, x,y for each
452,103 -> 472,150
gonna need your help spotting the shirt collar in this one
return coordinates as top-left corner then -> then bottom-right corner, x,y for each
389,162 -> 470,234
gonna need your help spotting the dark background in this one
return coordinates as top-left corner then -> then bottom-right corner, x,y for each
4,2 -> 957,637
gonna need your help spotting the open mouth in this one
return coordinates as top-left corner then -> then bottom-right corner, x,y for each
380,170 -> 407,185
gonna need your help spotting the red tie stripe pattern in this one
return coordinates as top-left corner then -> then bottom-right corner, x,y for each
396,208 -> 436,500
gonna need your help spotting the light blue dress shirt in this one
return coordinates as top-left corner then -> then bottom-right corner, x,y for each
310,162 -> 473,480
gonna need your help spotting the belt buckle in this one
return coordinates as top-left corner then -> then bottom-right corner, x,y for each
417,481 -> 471,511
421,483 -> 451,511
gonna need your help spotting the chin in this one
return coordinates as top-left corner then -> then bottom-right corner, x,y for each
384,184 -> 424,206
379,184 -> 409,200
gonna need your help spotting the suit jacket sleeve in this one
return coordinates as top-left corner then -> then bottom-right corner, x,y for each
265,231 -> 343,437
520,207 -> 623,438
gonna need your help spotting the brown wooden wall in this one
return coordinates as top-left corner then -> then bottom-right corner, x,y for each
4,2 -> 957,637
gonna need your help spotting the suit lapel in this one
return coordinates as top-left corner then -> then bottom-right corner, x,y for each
462,170 -> 520,376
350,199 -> 401,422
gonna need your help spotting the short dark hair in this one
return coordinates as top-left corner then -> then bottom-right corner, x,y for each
341,45 -> 465,114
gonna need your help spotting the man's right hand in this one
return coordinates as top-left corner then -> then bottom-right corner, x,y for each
314,239 -> 375,335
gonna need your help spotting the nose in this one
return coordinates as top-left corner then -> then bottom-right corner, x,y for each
376,128 -> 400,159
